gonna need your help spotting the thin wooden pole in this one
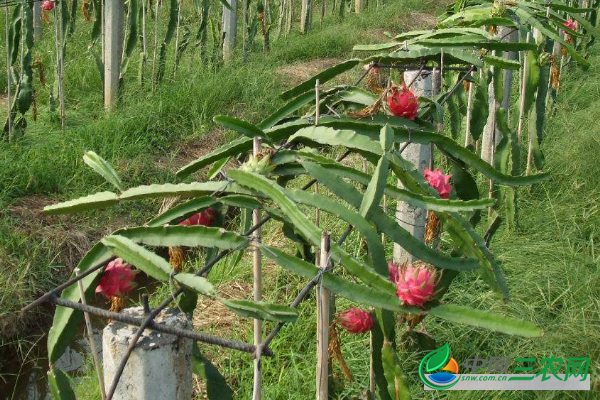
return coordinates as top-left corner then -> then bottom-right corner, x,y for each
172,0 -> 181,77
316,232 -> 331,400
252,136 -> 263,400
33,1 -> 42,40
151,0 -> 160,92
75,268 -> 106,400
320,0 -> 325,27
465,71 -> 474,147
517,33 -> 531,142
54,6 -> 65,127
141,0 -> 147,84
5,6 -> 13,142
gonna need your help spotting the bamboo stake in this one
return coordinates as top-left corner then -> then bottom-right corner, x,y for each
5,6 -> 13,142
173,0 -> 181,77
151,0 -> 160,92
75,268 -> 106,400
464,71 -> 474,147
316,231 -> 331,400
141,0 -> 147,84
517,32 -> 531,141
252,136 -> 263,400
320,0 -> 325,27
54,5 -> 65,128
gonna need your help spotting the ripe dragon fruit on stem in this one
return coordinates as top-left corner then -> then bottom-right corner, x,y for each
423,167 -> 452,199
387,83 -> 419,120
95,258 -> 138,299
42,1 -> 54,11
337,308 -> 373,334
178,208 -> 216,226
390,261 -> 439,307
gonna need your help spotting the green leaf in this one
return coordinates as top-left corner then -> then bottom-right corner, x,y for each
176,137 -> 252,177
48,244 -> 110,363
101,235 -> 172,281
359,126 -> 391,218
353,42 -> 399,51
513,6 -> 589,68
175,273 -> 216,297
261,245 -> 407,312
119,225 -> 248,249
149,196 -> 218,227
470,72 -> 489,142
524,49 -> 540,118
43,191 -> 119,215
259,91 -> 316,129
484,55 -> 521,70
300,161 -> 480,270
229,170 -> 392,290
221,299 -> 299,322
82,151 -> 124,191
213,115 -> 272,144
285,188 -> 387,276
381,341 -> 412,400
193,344 -> 233,400
289,125 -> 382,154
48,368 -> 75,400
208,156 -> 231,180
429,304 -> 542,337
120,181 -> 248,200
280,59 -> 360,100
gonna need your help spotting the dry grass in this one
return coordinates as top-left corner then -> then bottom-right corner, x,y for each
276,58 -> 346,84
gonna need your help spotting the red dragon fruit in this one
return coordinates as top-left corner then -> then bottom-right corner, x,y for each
95,258 -> 138,298
387,84 -> 419,120
338,308 -> 373,334
563,19 -> 577,31
178,208 -> 217,227
424,167 -> 452,199
394,262 -> 439,306
42,1 -> 54,11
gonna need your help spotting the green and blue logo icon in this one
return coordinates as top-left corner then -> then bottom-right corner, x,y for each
419,344 -> 460,390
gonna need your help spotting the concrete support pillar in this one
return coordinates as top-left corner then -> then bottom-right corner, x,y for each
104,0 -> 125,109
393,70 -> 433,265
300,0 -> 313,34
355,0 -> 366,13
222,0 -> 238,61
33,1 -> 42,40
103,307 -> 193,400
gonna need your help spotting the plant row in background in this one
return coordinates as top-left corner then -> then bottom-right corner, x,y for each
1,0 -> 381,141
21,0 -> 600,398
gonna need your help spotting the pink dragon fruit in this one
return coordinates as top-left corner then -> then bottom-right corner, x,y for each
338,308 -> 373,334
423,168 -> 452,199
178,208 -> 216,227
95,258 -> 138,298
394,262 -> 439,306
42,1 -> 54,11
387,84 -> 419,120
563,19 -> 577,31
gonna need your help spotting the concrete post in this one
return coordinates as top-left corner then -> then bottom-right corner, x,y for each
300,0 -> 312,34
355,0 -> 366,13
481,26 -> 515,163
393,70 -> 433,265
104,0 -> 125,109
222,0 -> 238,61
33,1 -> 42,40
102,307 -> 193,400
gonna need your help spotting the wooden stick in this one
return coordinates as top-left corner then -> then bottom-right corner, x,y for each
54,6 -> 65,128
252,136 -> 263,400
517,32 -> 531,142
172,0 -> 181,77
5,6 -> 13,142
316,232 -> 331,400
151,0 -> 160,93
75,268 -> 106,400
315,79 -> 320,125
465,71 -> 474,147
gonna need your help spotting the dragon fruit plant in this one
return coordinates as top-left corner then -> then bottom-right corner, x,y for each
38,0 -> 597,397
